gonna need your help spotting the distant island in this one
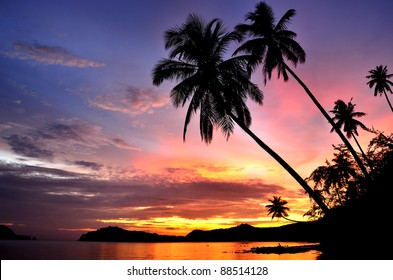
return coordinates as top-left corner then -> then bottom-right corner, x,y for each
78,222 -> 322,242
0,225 -> 35,240
78,226 -> 184,242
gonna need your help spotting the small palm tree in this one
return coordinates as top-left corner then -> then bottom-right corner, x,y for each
152,13 -> 329,213
265,196 -> 300,222
330,99 -> 371,166
366,65 -> 393,112
234,1 -> 370,181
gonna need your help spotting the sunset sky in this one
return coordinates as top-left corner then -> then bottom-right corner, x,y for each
1,0 -> 392,240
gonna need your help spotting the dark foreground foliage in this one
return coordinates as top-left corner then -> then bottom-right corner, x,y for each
318,135 -> 393,259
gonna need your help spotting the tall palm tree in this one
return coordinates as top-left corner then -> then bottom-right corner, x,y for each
152,13 -> 329,213
233,1 -> 370,181
265,196 -> 300,222
330,99 -> 371,166
366,65 -> 393,112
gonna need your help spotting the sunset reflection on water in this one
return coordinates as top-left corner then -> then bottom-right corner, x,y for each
0,241 -> 321,260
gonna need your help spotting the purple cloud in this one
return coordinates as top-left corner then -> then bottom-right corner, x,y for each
3,134 -> 54,160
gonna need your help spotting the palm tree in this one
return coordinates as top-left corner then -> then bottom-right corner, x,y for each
152,13 -> 329,213
265,196 -> 300,222
233,1 -> 370,182
330,99 -> 371,166
307,145 -> 359,208
366,65 -> 393,112
326,146 -> 358,206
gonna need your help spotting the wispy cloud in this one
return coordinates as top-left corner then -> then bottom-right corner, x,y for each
4,42 -> 105,68
33,122 -> 96,143
73,161 -> 103,171
0,122 -> 13,131
0,161 -> 290,238
0,161 -> 84,180
90,85 -> 169,115
2,119 -> 140,162
3,134 -> 54,160
111,138 -> 141,151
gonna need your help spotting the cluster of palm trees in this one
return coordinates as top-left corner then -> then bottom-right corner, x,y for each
268,128 -> 393,222
306,145 -> 361,210
152,2 -> 392,218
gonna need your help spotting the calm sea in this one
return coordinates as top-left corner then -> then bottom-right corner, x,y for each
0,240 -> 321,260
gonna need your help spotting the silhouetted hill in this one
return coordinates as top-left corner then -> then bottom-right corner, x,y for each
78,226 -> 184,242
79,222 -> 322,242
185,222 -> 321,242
0,225 -> 35,240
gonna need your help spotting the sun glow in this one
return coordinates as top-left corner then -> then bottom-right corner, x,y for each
97,215 -> 289,236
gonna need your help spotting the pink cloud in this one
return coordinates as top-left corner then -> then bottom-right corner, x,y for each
5,42 -> 105,68
111,138 -> 141,151
90,85 -> 169,115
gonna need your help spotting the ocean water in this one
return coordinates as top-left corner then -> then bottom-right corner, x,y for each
0,240 -> 321,260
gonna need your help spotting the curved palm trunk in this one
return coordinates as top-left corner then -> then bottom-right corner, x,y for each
283,216 -> 305,223
228,112 -> 329,214
350,132 -> 373,169
283,63 -> 371,182
383,91 -> 393,112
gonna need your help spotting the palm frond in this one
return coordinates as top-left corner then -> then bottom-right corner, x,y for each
170,75 -> 198,108
154,12 -> 264,145
275,9 -> 296,32
234,2 -> 305,83
152,59 -> 196,86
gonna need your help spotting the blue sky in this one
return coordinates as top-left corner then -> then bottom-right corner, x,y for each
0,0 -> 392,240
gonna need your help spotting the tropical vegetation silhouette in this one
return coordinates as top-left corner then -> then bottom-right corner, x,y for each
330,99 -> 372,167
266,196 -> 303,223
152,1 -> 393,259
152,13 -> 328,213
366,65 -> 393,112
233,2 -> 370,182
306,145 -> 359,209
310,131 -> 393,259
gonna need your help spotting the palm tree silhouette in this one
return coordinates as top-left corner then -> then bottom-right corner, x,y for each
265,196 -> 300,222
152,13 -> 329,213
307,145 -> 358,208
233,1 -> 370,182
366,65 -> 393,112
330,99 -> 371,167
326,147 -> 358,206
